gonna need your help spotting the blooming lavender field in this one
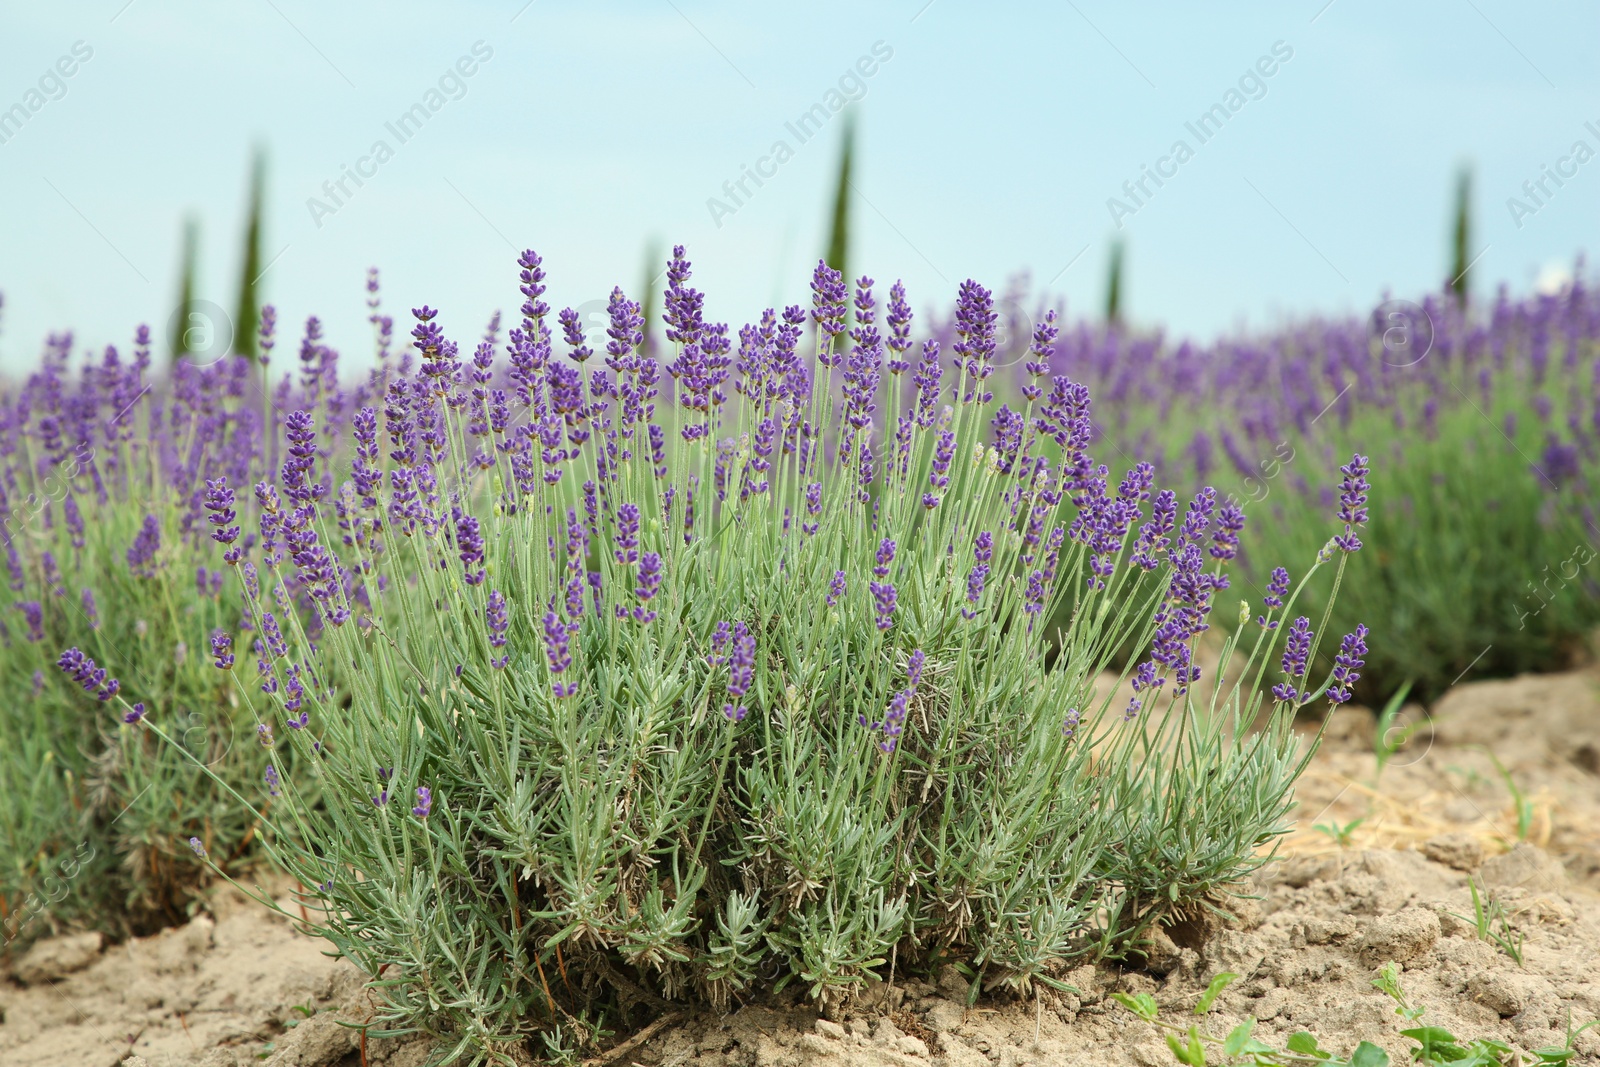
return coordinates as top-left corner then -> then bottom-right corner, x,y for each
1,238 -> 1598,1066
928,278 -> 1599,702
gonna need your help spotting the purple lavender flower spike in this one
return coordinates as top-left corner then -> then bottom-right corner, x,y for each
210,628 -> 234,670
614,503 -> 640,565
1327,623 -> 1368,705
1273,616 -> 1313,703
204,478 -> 241,560
826,570 -> 846,608
1333,452 -> 1369,553
722,621 -> 755,721
412,786 -> 432,818
632,551 -> 662,624
56,647 -> 120,701
487,589 -> 510,669
265,764 -> 281,798
127,515 -> 161,577
1257,566 -> 1291,628
454,507 -> 486,585
962,532 -> 993,620
1208,502 -> 1246,561
16,601 -> 42,642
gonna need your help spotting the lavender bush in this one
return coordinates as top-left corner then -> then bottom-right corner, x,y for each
100,249 -> 1369,1062
972,277 -> 1600,702
0,326 -> 308,945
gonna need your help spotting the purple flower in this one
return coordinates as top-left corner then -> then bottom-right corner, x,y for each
809,260 -> 848,347
189,837 -> 206,858
885,280 -> 913,371
264,764 -> 281,798
127,515 -> 161,577
15,601 -> 42,642
1327,623 -> 1368,705
614,503 -> 640,565
1540,434 -> 1580,487
1273,616 -> 1313,703
1022,309 -> 1059,399
204,477 -> 241,557
412,785 -> 432,818
211,628 -> 234,670
1334,452 -> 1369,553
826,570 -> 847,608
907,648 -> 925,687
632,552 -> 662,624
56,647 -> 119,701
803,482 -> 822,536
261,612 -> 288,658
722,621 -> 754,721
281,410 -> 324,506
962,532 -> 993,620
925,429 -> 955,509
487,590 -> 510,669
878,687 -> 911,753
870,581 -> 898,631
1263,567 -> 1290,608
1061,707 -> 1080,739
913,340 -> 943,428
124,702 -> 145,724
454,508 -> 486,585
1208,503 -> 1246,561
1257,566 -> 1291,628
64,494 -> 85,550
952,279 -> 997,404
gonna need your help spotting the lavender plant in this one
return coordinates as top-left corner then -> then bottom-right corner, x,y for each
970,277 -> 1600,702
0,315 -> 331,945
108,249 -> 1370,1062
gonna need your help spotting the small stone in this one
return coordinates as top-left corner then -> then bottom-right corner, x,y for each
1481,844 -> 1565,891
815,1019 -> 847,1041
1142,925 -> 1183,975
846,1017 -> 872,1038
936,964 -> 968,1000
14,931 -> 104,985
924,999 -> 965,1032
121,1059 -> 152,1067
873,1016 -> 905,1046
937,1033 -> 989,1067
1358,907 -> 1440,966
1469,971 -> 1555,1018
262,1011 -> 360,1067
896,1035 -> 930,1058
1424,833 -> 1484,872
1301,917 -> 1357,945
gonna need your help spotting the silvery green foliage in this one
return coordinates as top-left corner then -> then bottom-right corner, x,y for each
196,250 -> 1361,1064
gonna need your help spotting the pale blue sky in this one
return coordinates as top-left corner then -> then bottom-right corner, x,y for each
1,1 -> 1595,372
